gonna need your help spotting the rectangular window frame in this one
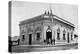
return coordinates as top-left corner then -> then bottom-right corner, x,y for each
63,33 -> 66,40
36,32 -> 40,40
57,32 -> 60,40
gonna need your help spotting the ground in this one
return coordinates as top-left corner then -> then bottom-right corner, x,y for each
11,43 -> 78,53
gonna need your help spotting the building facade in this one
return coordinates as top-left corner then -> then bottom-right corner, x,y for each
19,10 -> 76,45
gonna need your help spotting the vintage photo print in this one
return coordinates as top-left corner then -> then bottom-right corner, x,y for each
8,1 -> 78,53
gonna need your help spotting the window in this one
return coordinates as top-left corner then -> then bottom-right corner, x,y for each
36,33 -> 40,40
57,33 -> 60,40
63,34 -> 65,40
22,35 -> 25,41
57,28 -> 60,40
67,32 -> 70,43
63,30 -> 66,40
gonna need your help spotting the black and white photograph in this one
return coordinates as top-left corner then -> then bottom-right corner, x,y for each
8,1 -> 78,53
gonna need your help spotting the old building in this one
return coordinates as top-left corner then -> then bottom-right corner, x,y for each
19,9 -> 76,45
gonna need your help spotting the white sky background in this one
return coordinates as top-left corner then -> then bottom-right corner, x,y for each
11,1 -> 78,37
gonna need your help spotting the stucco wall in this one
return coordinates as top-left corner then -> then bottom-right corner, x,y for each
19,17 -> 75,45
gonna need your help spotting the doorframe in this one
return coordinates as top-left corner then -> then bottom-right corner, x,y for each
28,34 -> 32,45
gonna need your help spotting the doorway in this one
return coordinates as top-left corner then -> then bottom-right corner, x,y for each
46,31 -> 52,44
29,34 -> 32,45
46,32 -> 52,40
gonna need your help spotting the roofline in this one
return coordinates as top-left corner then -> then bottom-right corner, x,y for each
20,14 -> 44,24
53,14 -> 75,28
19,13 -> 75,28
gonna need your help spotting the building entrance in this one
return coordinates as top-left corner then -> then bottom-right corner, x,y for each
46,26 -> 52,44
29,34 -> 32,45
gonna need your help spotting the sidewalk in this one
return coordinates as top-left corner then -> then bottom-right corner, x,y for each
13,43 -> 78,48
12,43 -> 78,52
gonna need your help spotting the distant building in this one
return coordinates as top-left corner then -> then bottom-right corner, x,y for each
19,9 -> 77,45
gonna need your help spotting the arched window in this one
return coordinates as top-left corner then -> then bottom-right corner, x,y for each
57,28 -> 60,40
63,29 -> 66,40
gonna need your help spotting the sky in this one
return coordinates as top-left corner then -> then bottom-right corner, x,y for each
11,1 -> 78,37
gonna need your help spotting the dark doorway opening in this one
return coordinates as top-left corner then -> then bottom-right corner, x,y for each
29,34 -> 32,45
46,31 -> 52,44
46,32 -> 52,39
